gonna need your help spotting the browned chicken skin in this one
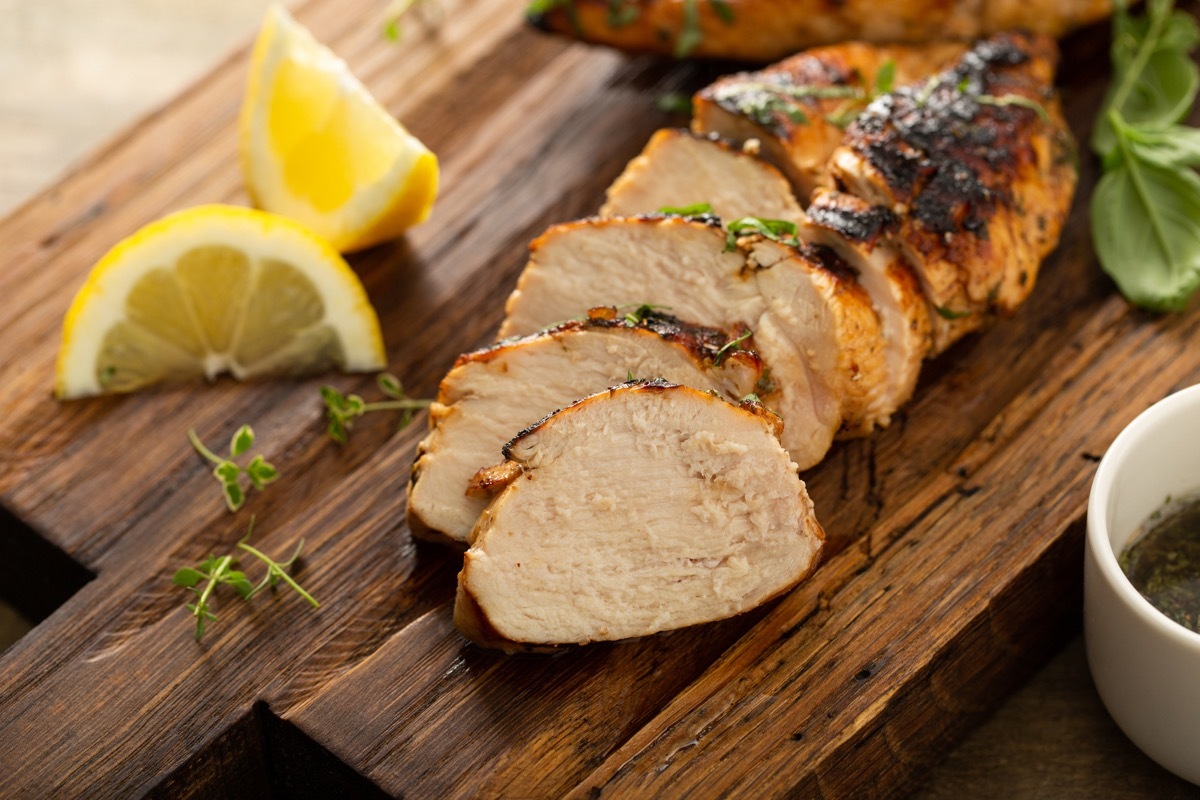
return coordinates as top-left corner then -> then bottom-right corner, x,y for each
528,0 -> 1111,61
694,41 -> 967,198
830,32 -> 1077,352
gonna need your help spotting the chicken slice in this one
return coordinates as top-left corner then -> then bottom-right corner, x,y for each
693,41 -> 966,199
499,216 -> 758,340
801,189 -> 931,413
830,32 -> 1077,353
749,237 -> 889,436
455,381 -> 825,651
601,129 -> 803,224
499,216 -> 842,467
527,0 -> 1111,61
407,310 -> 762,545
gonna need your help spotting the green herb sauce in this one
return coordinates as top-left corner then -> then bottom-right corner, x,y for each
1119,494 -> 1200,633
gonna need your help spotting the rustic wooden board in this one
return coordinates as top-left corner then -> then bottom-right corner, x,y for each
0,0 -> 1196,796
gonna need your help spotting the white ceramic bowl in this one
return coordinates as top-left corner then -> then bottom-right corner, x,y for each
1086,383 -> 1200,784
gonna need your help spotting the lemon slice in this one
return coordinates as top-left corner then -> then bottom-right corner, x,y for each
55,205 -> 386,399
240,5 -> 438,253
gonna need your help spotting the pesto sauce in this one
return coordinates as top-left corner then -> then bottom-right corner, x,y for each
1119,494 -> 1200,633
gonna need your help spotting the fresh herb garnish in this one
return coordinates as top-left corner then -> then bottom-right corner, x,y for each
933,305 -> 973,320
606,0 -> 639,27
321,373 -> 432,444
724,217 -> 802,251
1089,0 -> 1200,311
657,202 -> 715,216
656,92 -> 694,115
526,0 -> 582,34
741,393 -> 761,403
709,0 -> 735,24
672,0 -> 737,58
381,0 -> 441,43
173,518 -> 319,641
188,426 -> 279,512
675,0 -> 703,58
713,330 -> 752,365
975,93 -> 1053,123
620,304 -> 669,325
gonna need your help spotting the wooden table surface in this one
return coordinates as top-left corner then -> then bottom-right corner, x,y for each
0,1 -> 1196,796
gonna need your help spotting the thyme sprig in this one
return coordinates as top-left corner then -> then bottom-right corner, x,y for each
173,518 -> 318,641
382,0 -> 441,42
188,426 -> 279,512
321,373 -> 432,444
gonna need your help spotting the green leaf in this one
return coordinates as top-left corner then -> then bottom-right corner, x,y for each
725,216 -> 801,250
1091,148 -> 1200,311
875,59 -> 896,95
1092,0 -> 1200,156
674,0 -> 702,58
606,0 -> 638,26
708,0 -> 734,24
223,481 -> 246,512
213,461 -> 241,485
383,18 -> 401,41
655,92 -> 693,115
377,373 -> 403,398
230,425 -> 254,458
246,455 -> 279,487
230,577 -> 256,600
934,305 -> 972,320
1127,124 -> 1200,167
327,418 -> 348,445
657,202 -> 714,216
173,567 -> 205,588
713,330 -> 752,366
344,394 -> 366,415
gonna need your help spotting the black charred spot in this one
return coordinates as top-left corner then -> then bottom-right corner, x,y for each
796,242 -> 859,281
807,199 -> 895,243
845,34 -> 1041,239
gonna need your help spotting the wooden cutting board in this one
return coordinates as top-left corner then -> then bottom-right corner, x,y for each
0,0 -> 1197,796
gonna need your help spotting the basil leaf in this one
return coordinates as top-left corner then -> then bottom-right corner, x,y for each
1091,150 -> 1200,311
1092,0 -> 1200,157
1127,125 -> 1200,168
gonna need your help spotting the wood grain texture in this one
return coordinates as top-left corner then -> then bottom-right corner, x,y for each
0,0 -> 1197,797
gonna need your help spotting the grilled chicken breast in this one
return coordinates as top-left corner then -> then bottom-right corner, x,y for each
801,189 -> 931,412
528,0 -> 1110,61
829,32 -> 1076,353
749,237 -> 889,436
407,310 -> 762,544
693,41 -> 966,198
601,129 -> 803,224
499,215 -> 885,466
455,381 -> 825,651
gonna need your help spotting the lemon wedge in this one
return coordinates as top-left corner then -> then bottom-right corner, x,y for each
240,5 -> 438,253
55,205 -> 386,399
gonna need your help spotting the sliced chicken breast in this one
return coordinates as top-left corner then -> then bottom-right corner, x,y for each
830,32 -> 1077,353
801,189 -> 931,412
600,129 -> 803,224
499,216 -> 759,340
499,216 -> 842,467
407,310 -> 762,545
455,381 -> 825,651
748,237 -> 889,436
528,0 -> 1110,61
693,41 -> 966,198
